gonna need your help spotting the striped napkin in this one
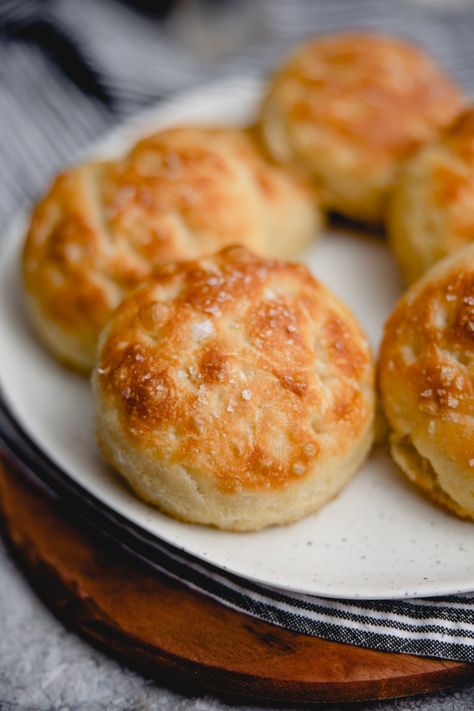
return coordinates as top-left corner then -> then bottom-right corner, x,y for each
1,0 -> 474,663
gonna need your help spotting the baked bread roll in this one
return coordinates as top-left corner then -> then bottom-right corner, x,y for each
389,109 -> 474,284
259,32 -> 463,223
379,245 -> 474,519
93,246 -> 375,531
22,126 -> 321,372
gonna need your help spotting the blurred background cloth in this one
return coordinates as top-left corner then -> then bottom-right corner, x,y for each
1,0 -> 474,232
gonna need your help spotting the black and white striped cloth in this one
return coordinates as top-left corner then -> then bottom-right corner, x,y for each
2,0 -> 474,664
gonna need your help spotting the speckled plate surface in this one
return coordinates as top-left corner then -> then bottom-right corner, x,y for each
1,77 -> 474,600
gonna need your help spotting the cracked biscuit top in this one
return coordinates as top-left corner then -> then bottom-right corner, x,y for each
95,246 -> 374,495
22,126 -> 321,371
260,32 -> 463,222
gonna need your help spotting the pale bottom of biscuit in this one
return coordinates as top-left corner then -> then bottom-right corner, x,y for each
96,408 -> 374,532
25,294 -> 95,373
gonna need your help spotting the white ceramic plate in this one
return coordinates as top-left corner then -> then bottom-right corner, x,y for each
2,77 -> 474,600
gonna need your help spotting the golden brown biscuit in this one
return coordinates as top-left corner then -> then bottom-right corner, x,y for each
22,126 -> 322,372
93,246 -> 375,531
389,109 -> 474,284
379,245 -> 474,519
260,32 -> 463,222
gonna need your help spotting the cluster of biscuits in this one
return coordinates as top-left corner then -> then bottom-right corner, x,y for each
22,33 -> 474,530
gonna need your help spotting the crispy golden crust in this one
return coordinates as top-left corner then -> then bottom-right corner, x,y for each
260,32 -> 463,222
379,245 -> 474,518
93,246 -> 375,530
22,127 -> 322,371
389,108 -> 474,284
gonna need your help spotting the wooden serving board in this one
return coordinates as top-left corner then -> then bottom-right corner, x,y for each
0,459 -> 472,705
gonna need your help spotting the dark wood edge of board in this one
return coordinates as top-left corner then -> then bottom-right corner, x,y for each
0,456 -> 472,705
